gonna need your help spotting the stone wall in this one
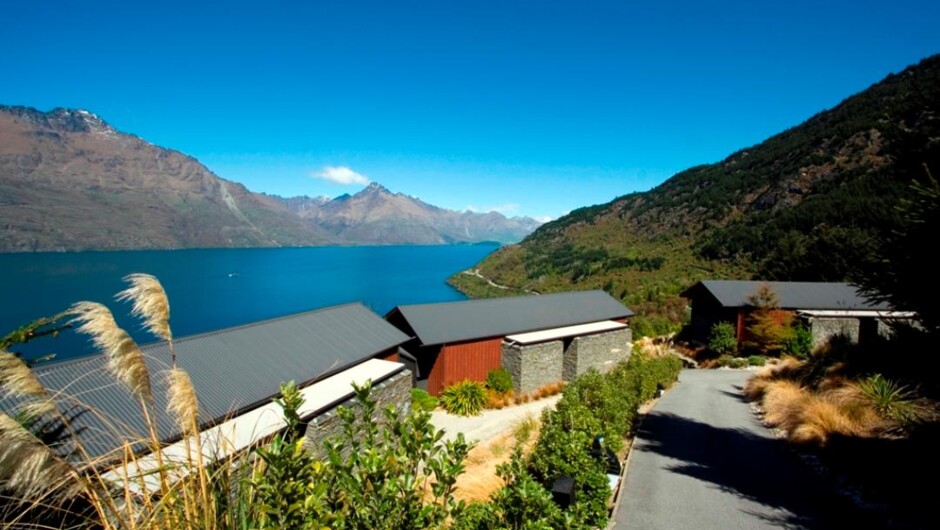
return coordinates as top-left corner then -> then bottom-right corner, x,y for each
502,340 -> 564,394
302,368 -> 412,459
563,328 -> 633,380
808,317 -> 860,349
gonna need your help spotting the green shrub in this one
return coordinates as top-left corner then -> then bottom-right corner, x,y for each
324,382 -> 472,528
527,407 -> 611,529
411,388 -> 438,412
252,382 -> 331,529
468,354 -> 683,529
631,315 -> 681,339
486,367 -> 514,395
729,357 -> 748,369
708,321 -> 738,355
629,354 -> 682,402
440,380 -> 487,416
717,354 -> 733,367
748,355 -> 766,367
562,370 -> 636,451
783,322 -> 814,359
522,354 -> 682,528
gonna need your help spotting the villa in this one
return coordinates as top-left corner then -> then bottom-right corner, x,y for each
386,290 -> 635,395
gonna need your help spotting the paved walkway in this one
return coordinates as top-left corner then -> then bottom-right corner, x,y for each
431,394 -> 561,443
611,369 -> 865,530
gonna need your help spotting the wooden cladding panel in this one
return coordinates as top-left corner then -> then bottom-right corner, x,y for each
428,338 -> 503,395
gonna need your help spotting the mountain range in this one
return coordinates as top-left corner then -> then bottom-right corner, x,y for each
452,54 -> 940,334
274,183 -> 541,245
0,107 -> 541,251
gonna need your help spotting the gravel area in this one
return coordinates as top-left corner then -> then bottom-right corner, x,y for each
431,395 -> 561,443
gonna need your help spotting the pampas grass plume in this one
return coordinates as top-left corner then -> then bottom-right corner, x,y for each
116,273 -> 172,343
0,412 -> 82,500
0,350 -> 54,416
166,367 -> 199,435
69,301 -> 153,403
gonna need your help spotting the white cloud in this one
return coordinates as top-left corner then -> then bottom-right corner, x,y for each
311,166 -> 370,185
465,203 -> 520,215
534,215 -> 554,223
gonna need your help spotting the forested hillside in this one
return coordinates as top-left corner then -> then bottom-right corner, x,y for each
452,55 -> 940,335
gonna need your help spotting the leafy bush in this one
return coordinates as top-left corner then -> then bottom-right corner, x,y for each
527,406 -> 611,528
748,355 -> 766,367
630,353 -> 682,402
783,322 -> 814,359
631,314 -> 681,339
252,382 -> 331,529
323,381 -> 472,528
440,380 -> 487,416
708,321 -> 738,355
518,353 -> 681,528
411,387 -> 438,412
486,367 -> 514,395
729,357 -> 748,369
717,354 -> 733,367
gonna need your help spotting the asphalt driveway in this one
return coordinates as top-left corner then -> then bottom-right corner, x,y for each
611,369 -> 867,530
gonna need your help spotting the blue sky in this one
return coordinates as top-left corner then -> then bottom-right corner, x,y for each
2,1 -> 938,221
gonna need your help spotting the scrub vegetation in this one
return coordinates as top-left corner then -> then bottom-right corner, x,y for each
456,349 -> 682,530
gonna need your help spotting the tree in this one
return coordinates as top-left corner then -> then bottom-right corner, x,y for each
856,166 -> 940,335
743,284 -> 794,355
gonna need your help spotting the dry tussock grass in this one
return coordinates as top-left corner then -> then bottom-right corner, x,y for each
452,416 -> 541,503
760,378 -> 887,445
762,380 -> 811,433
743,376 -> 771,401
634,336 -> 675,358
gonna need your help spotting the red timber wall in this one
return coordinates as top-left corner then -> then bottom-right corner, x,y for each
378,348 -> 399,362
426,338 -> 503,396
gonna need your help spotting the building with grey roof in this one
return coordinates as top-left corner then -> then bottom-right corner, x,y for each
386,290 -> 634,395
680,280 -> 910,348
0,303 -> 410,459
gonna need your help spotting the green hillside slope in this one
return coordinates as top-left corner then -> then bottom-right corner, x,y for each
451,55 -> 940,335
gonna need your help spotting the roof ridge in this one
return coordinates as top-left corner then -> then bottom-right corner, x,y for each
139,301 -> 367,349
394,289 -> 607,311
34,302 -> 369,373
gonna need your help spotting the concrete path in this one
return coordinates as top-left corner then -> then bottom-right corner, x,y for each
611,369 -> 865,530
431,394 -> 561,443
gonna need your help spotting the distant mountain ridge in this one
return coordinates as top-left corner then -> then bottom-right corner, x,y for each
455,54 -> 940,332
276,182 -> 542,245
0,105 -> 541,251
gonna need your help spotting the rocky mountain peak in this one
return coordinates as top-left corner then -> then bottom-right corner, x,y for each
48,108 -> 114,133
0,105 -> 115,134
360,182 -> 391,195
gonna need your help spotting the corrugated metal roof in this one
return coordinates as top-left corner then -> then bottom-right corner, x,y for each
505,320 -> 627,345
0,303 -> 409,458
388,290 -> 634,346
681,281 -> 890,310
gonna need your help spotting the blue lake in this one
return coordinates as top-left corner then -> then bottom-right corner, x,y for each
0,244 -> 497,362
